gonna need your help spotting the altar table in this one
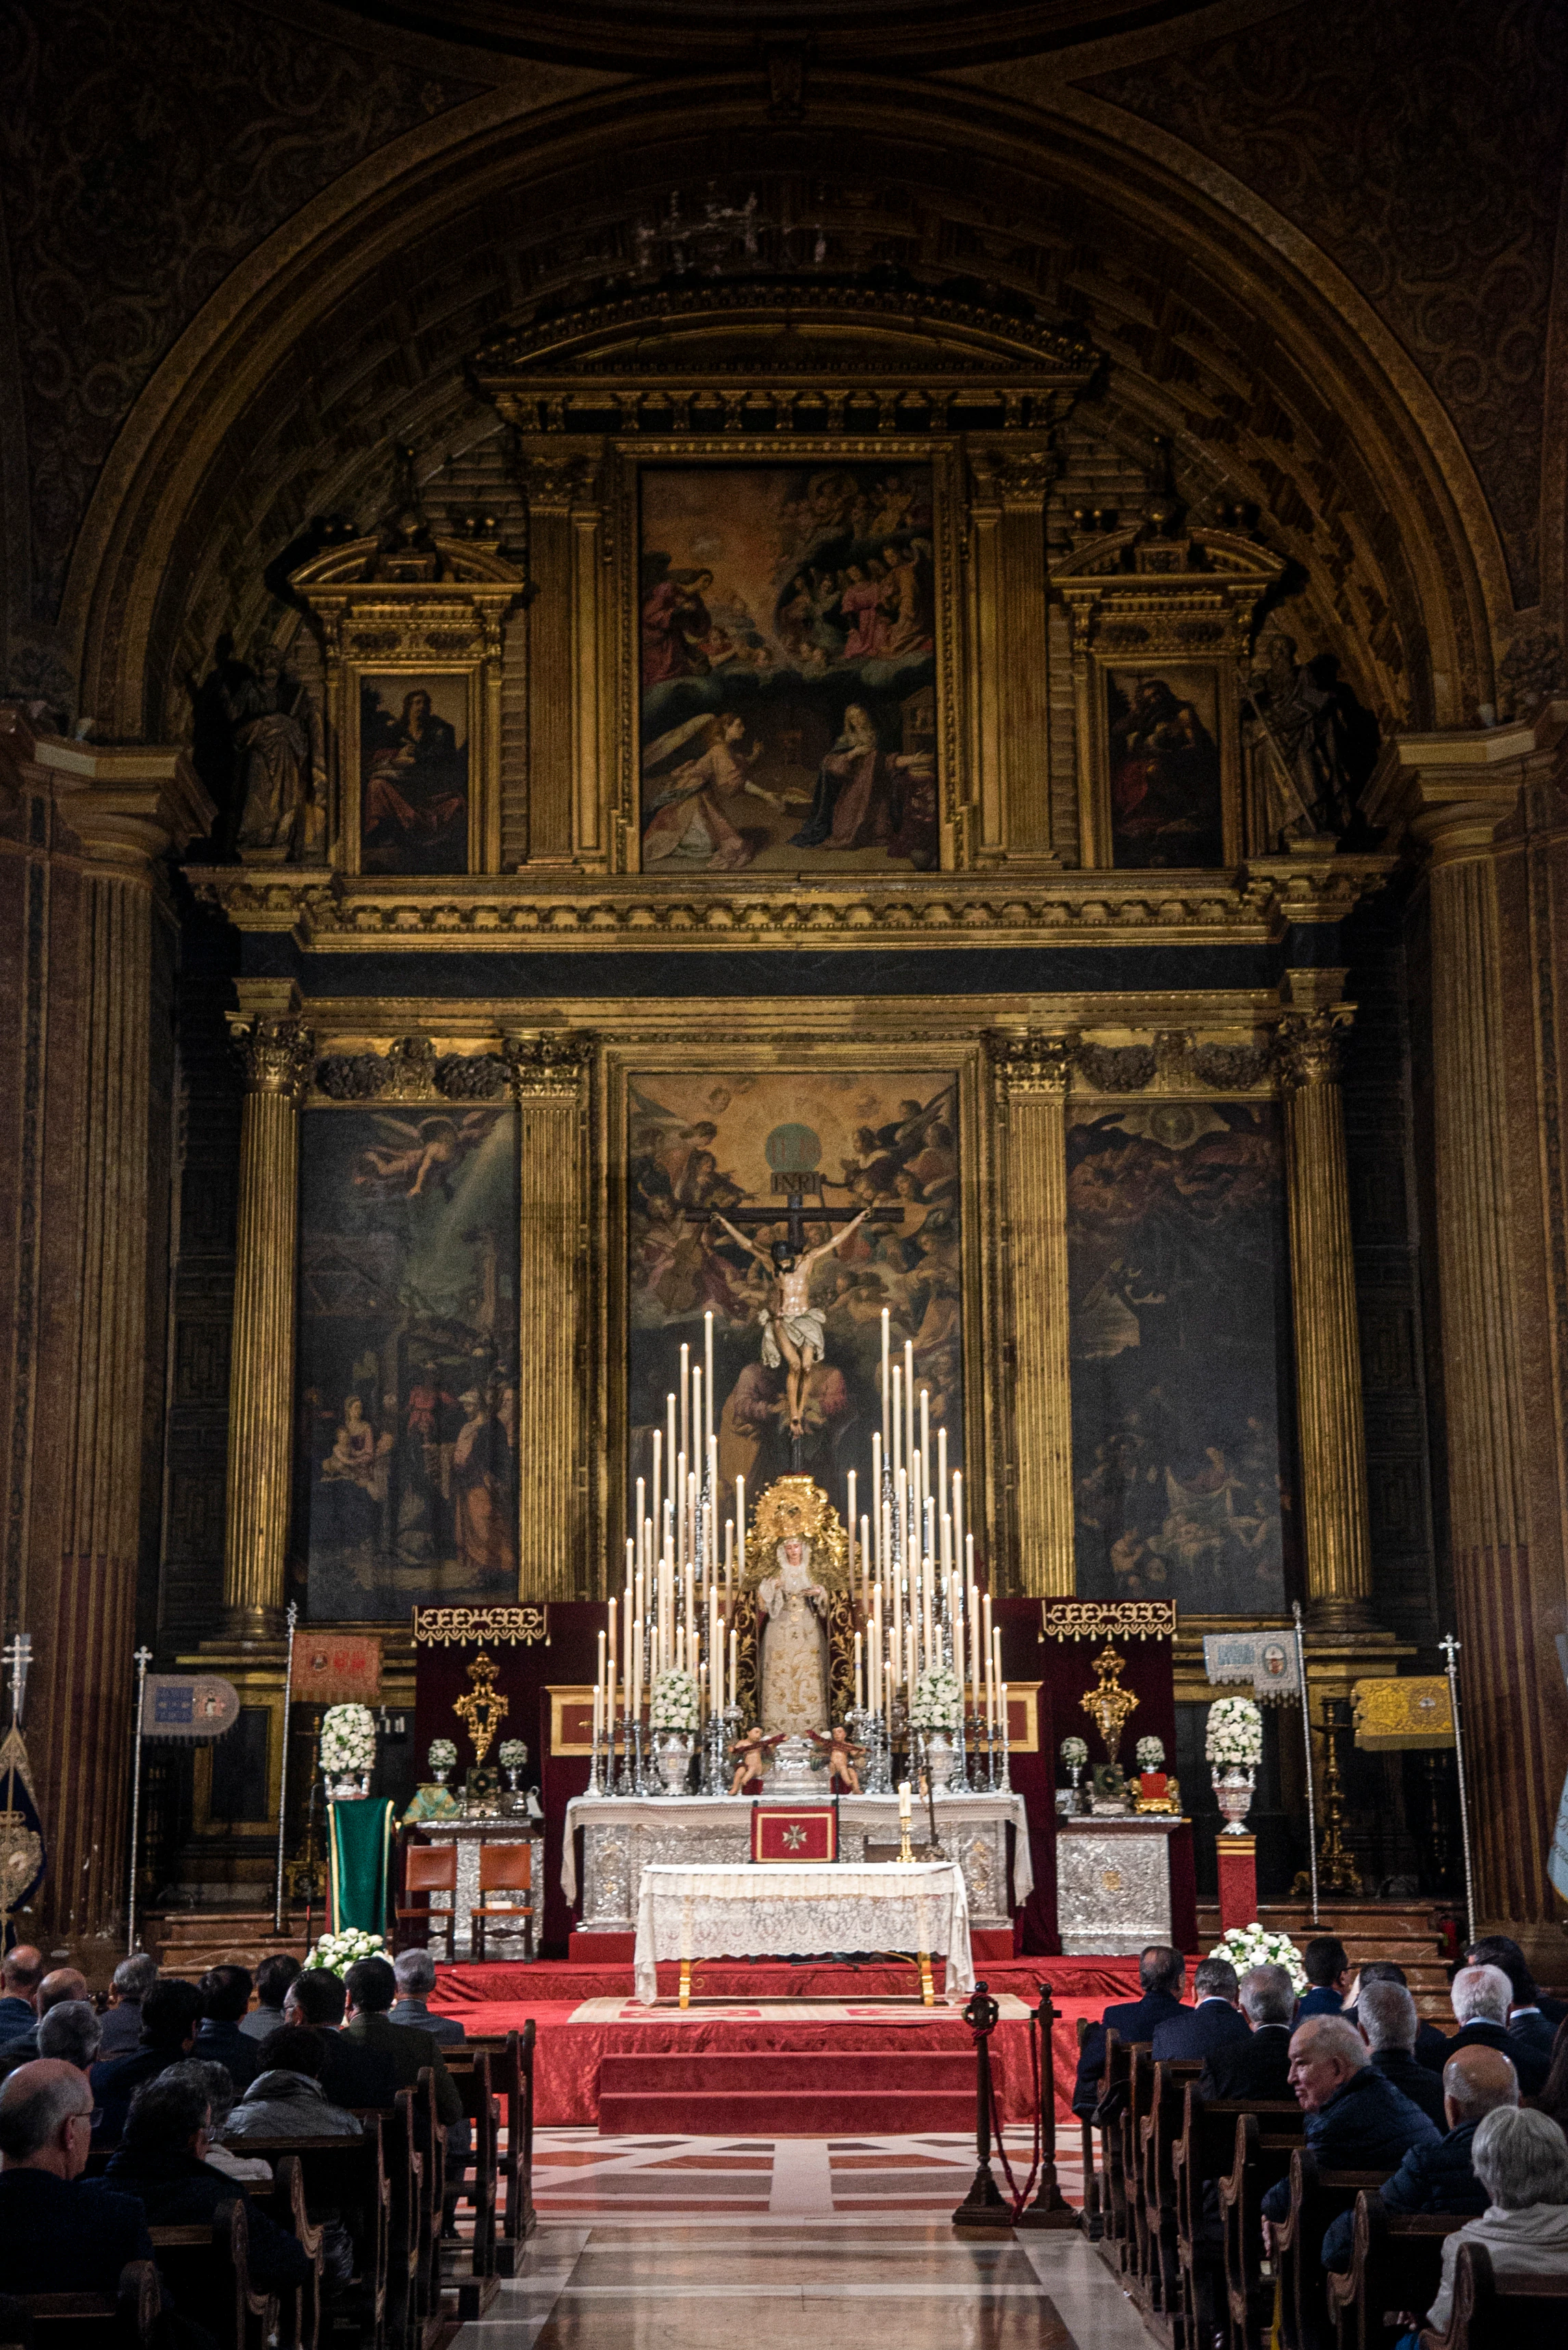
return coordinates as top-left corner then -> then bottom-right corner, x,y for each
1055,1814 -> 1187,1955
632,1859 -> 975,2006
565,1790 -> 1029,1935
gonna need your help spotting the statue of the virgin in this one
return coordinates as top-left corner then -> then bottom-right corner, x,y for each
743,1476 -> 848,1741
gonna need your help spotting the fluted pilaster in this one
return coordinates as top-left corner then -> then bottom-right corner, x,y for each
505,1032 -> 593,1598
990,1032 -> 1075,1593
221,1009 -> 314,1637
1278,978 -> 1376,1631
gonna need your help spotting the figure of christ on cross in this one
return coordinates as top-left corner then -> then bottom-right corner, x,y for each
710,1203 -> 873,1439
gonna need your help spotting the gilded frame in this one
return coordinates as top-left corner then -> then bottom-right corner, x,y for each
341,659 -> 487,880
1077,648 -> 1242,873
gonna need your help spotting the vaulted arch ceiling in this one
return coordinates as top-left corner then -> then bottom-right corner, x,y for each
64,67 -> 1511,737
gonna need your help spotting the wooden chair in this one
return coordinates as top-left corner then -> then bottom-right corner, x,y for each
470,1843 -> 533,1961
1419,2239 -> 1568,2350
147,2199 -> 278,2350
6,2264 -> 159,2350
1327,2191 -> 1464,2350
396,1845 -> 458,1961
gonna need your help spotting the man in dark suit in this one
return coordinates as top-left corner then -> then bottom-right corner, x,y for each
283,1967 -> 399,2110
0,2059 -> 154,2297
1200,1962 -> 1297,2103
1433,1964 -> 1550,2095
1464,1935 -> 1564,2051
90,1979 -> 203,2150
0,1968 -> 90,2074
0,1947 -> 43,2045
1072,1945 -> 1187,2116
1298,1936 -> 1351,2019
1356,1978 -> 1447,2126
1348,1960 -> 1449,2068
1260,2017 -> 1438,2225
1152,1956 -> 1252,2064
192,1965 -> 259,2093
105,2069 -> 308,2295
342,1958 -> 463,2129
1322,2042 -> 1519,2270
390,1950 -> 465,2046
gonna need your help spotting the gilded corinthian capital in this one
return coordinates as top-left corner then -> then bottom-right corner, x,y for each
1277,1006 -> 1354,1089
501,1030 -> 593,1097
988,1029 -> 1078,1095
225,1014 -> 315,1099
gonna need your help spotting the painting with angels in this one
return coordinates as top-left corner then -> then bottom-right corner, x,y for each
639,464 -> 939,874
626,1069 -> 965,1531
1066,1100 -> 1298,1615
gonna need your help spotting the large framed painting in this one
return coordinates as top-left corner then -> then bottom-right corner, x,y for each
295,1103 -> 519,1621
1066,1099 -> 1300,1615
355,671 -> 474,876
1105,665 -> 1226,868
638,464 -> 940,876
621,1065 -> 967,1533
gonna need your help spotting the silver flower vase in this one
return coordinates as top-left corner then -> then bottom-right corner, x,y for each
1211,1766 -> 1256,1834
653,1732 -> 694,1794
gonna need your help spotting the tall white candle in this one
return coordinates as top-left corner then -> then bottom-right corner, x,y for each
704,1310 -> 715,1457
847,1468 -> 857,1587
919,1388 -> 931,1521
728,1626 -> 737,1713
881,1309 -> 891,1455
651,1428 -> 663,1562
736,1473 -> 746,1582
898,1778 -> 912,1824
854,1629 -> 864,1713
860,1516 -> 872,1619
679,1343 -> 690,1481
871,1434 -> 883,1566
904,1340 -> 916,1474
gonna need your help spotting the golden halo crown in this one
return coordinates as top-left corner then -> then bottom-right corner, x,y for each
744,1476 -> 849,1590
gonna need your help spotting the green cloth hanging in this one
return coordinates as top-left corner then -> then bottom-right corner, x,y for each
326,1797 -> 396,1937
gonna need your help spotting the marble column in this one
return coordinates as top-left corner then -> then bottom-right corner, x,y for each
504,1032 -> 593,1599
221,994 -> 314,1639
990,1032 -> 1076,1594
1367,711 -> 1568,1939
1278,972 -> 1376,1633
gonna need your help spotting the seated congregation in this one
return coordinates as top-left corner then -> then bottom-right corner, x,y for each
1073,1931 -> 1568,2350
0,1940 -> 534,2349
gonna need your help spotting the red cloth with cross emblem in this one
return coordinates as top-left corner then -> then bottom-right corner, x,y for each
750,1802 -> 839,1863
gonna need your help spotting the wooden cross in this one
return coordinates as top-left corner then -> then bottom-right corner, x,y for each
684,1186 -> 899,1255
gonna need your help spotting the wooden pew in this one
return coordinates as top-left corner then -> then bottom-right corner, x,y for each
1138,2058 -> 1205,2328
1176,2095 -> 1301,2350
1073,2018 -> 1104,2242
231,2121 -> 392,2350
437,2048 -> 499,2319
1326,2191 -> 1464,2350
1419,2239 -> 1568,2350
3,2264 -> 159,2350
1274,2149 -> 1390,2350
406,2071 -> 447,2342
1122,2043 -> 1157,2290
270,2154 -> 327,2350
463,2025 -> 535,2269
147,2198 -> 278,2350
1093,2031 -> 1139,2266
1220,2112 -> 1313,2350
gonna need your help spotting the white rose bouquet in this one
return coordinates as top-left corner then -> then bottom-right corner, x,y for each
1205,1696 -> 1263,1770
1210,1924 -> 1307,1995
910,1665 -> 962,1730
427,1737 -> 458,1776
650,1670 -> 699,1731
321,1704 -> 377,1774
303,1928 -> 387,1977
1059,1735 -> 1088,1771
498,1739 -> 527,1771
1135,1735 -> 1166,1772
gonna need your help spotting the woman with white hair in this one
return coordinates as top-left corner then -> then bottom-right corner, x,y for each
1422,2105 -> 1568,2334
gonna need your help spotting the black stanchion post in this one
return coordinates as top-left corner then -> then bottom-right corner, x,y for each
951,1981 -> 1014,2234
1015,1980 -> 1080,2230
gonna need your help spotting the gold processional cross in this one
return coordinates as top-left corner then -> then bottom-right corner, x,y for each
453,1652 -> 509,1763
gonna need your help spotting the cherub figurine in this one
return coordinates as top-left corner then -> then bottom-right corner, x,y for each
728,1725 -> 783,1795
809,1723 -> 865,1795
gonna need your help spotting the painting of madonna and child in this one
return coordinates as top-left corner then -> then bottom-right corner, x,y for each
639,464 -> 940,874
359,674 -> 470,875
1067,1100 -> 1300,1616
1107,666 -> 1226,868
627,1069 -> 965,1524
296,1103 -> 519,1621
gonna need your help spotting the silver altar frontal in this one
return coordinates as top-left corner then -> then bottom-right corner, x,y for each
563,1790 -> 1031,1936
417,1819 -> 544,1961
1055,1815 -> 1187,1955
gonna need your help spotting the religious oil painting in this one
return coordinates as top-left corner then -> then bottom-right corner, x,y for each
1066,1100 -> 1298,1615
639,464 -> 939,875
626,1070 -> 964,1526
296,1104 -> 518,1621
1107,663 -> 1224,868
359,673 -> 470,875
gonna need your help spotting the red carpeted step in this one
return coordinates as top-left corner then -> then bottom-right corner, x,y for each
599,2086 -> 975,2134
597,2045 -> 977,2132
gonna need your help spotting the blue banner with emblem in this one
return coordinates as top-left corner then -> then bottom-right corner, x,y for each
140,1674 -> 242,1741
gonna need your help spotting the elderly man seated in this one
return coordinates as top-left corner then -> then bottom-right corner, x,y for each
1151,1956 -> 1252,2064
105,2071 -> 309,2293
1439,1962 -> 1550,2095
1261,2015 -> 1439,2228
1323,2041 -> 1519,2271
1418,2106 -> 1568,2340
0,1969 -> 90,2074
99,1954 -> 160,2059
1198,1963 -> 1297,2103
0,1946 -> 43,2043
390,1950 -> 465,2045
0,2059 -> 154,2295
1357,1978 -> 1447,2128
36,2002 -> 102,2080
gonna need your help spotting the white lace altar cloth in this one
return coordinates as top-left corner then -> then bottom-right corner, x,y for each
632,1860 -> 975,2006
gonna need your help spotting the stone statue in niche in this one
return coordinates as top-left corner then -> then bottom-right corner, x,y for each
1242,630 -> 1357,847
228,642 -> 325,862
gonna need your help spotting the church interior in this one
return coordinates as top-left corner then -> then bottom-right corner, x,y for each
3,1 -> 1568,2342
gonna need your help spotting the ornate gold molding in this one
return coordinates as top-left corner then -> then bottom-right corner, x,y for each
502,1031 -> 593,1098
988,1028 -> 1076,1093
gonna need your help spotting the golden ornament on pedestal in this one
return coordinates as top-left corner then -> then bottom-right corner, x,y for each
454,1652 -> 509,1763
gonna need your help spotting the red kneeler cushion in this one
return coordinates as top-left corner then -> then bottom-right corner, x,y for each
751,1802 -> 838,1863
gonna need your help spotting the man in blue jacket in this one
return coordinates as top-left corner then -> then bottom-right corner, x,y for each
1298,1937 -> 1352,2018
1260,2016 -> 1438,2226
1322,2042 -> 1519,2270
1072,1945 -> 1187,2115
1151,1956 -> 1252,2064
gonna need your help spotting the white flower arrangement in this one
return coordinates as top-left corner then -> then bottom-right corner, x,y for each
910,1665 -> 963,1730
427,1737 -> 457,1775
1135,1735 -> 1166,1771
1059,1735 -> 1089,1770
498,1739 -> 527,1770
1205,1696 -> 1263,1770
650,1670 -> 699,1731
302,1928 -> 387,1977
1210,1924 -> 1308,1995
321,1704 -> 377,1774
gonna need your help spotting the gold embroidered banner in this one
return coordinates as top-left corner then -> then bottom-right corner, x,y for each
1040,1600 -> 1177,1644
1351,1676 -> 1454,1750
412,1606 -> 549,1648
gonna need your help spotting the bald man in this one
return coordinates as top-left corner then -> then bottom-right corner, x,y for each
1323,2043 -> 1519,2271
0,1969 -> 90,2073
0,1946 -> 43,2041
0,2059 -> 153,2296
